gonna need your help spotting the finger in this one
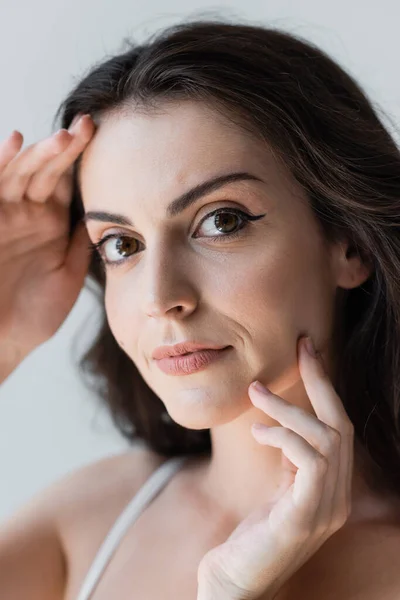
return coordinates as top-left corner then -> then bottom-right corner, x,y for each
26,115 -> 94,204
312,436 -> 342,530
298,337 -> 352,432
0,130 -> 71,202
252,425 -> 327,516
297,338 -> 355,519
329,422 -> 354,527
0,131 -> 23,174
250,384 -> 343,528
249,383 -> 341,458
50,166 -> 74,207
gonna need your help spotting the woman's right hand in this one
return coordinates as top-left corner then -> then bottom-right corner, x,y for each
0,113 -> 96,369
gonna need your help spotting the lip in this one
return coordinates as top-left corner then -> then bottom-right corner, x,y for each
152,341 -> 229,360
154,346 -> 232,376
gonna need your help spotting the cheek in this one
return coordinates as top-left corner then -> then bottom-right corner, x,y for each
222,242 -> 334,341
214,249 -> 299,323
104,281 -> 141,357
261,243 -> 336,343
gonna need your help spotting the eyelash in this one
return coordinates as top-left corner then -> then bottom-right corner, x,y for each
87,207 -> 266,270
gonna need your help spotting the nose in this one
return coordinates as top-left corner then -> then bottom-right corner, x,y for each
140,241 -> 198,319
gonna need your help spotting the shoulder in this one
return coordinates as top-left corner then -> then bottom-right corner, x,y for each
49,446 -> 168,594
0,447 -> 163,599
33,446 -> 162,563
291,519 -> 400,600
351,520 -> 400,599
52,446 -> 167,544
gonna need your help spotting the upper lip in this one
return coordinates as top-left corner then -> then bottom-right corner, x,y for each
152,341 -> 229,360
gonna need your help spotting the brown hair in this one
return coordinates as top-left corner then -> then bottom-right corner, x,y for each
54,17 -> 400,495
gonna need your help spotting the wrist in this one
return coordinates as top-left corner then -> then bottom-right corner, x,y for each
197,561 -> 279,600
197,579 -> 239,600
197,576 -> 276,600
197,572 -> 260,600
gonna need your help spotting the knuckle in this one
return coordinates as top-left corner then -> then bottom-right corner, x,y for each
281,427 -> 294,440
310,453 -> 328,476
293,524 -> 312,544
331,511 -> 348,531
39,169 -> 59,187
27,175 -> 60,203
293,405 -> 309,420
317,364 -> 329,380
327,427 -> 342,447
3,170 -> 29,191
318,426 -> 341,456
344,420 -> 355,437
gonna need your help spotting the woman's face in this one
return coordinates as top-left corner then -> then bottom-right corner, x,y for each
79,101 -> 359,430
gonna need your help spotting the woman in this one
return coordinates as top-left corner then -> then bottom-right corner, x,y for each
1,17 -> 400,600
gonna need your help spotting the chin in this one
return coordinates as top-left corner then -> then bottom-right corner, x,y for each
169,412 -> 226,430
164,389 -> 248,430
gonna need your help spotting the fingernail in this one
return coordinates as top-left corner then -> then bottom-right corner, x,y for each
251,380 -> 271,394
304,336 -> 317,358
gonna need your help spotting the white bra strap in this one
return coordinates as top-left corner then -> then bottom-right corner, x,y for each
75,455 -> 189,600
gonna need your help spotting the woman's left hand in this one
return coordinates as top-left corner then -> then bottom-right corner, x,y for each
197,336 -> 355,600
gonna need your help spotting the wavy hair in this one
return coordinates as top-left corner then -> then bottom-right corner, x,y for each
53,17 -> 400,495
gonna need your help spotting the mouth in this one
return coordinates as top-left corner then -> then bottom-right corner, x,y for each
176,345 -> 230,356
154,346 -> 232,376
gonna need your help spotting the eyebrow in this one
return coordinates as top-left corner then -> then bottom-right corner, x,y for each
82,171 -> 264,226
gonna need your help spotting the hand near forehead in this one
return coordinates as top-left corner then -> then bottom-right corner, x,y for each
197,336 -> 355,600
0,115 -> 96,373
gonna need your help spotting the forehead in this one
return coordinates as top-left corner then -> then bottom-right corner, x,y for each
79,101 -> 300,214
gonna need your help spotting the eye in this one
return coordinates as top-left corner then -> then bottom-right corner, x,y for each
194,208 -> 247,238
87,207 -> 266,269
88,234 -> 141,269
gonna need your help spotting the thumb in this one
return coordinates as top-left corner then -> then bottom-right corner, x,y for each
64,220 -> 92,284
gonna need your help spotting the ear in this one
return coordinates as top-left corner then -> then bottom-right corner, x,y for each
333,239 -> 374,290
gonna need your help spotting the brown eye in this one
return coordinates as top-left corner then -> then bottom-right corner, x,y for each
114,236 -> 139,258
193,207 -> 266,243
89,234 -> 143,267
195,208 -> 247,239
214,212 -> 239,234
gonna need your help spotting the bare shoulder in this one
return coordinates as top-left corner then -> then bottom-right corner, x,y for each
352,520 -> 400,599
283,519 -> 400,600
50,445 -> 168,596
0,446 -> 164,600
53,446 -> 167,548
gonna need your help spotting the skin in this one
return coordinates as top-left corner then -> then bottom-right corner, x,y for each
80,99 -> 377,530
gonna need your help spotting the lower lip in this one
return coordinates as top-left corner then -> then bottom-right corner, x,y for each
154,347 -> 231,375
